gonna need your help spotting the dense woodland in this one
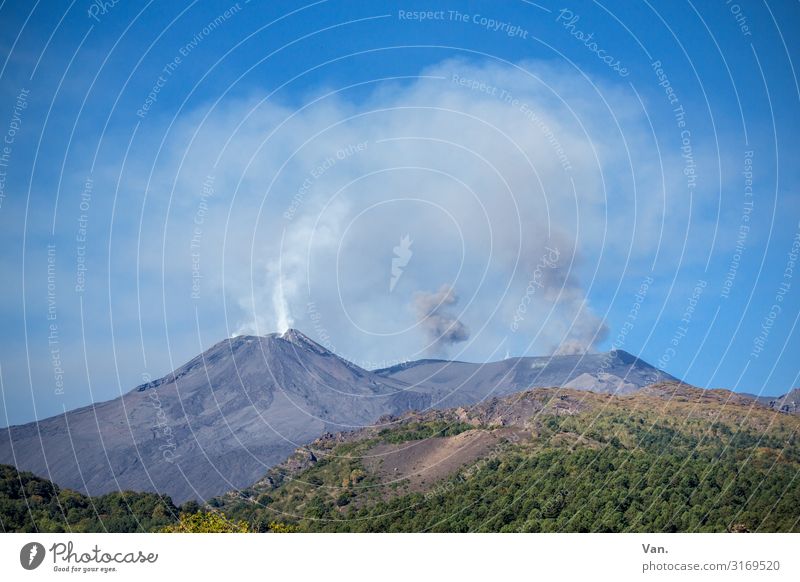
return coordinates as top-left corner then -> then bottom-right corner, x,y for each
0,464 -> 182,532
216,397 -> 800,533
2,388 -> 799,533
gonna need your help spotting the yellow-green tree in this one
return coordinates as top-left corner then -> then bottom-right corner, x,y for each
267,521 -> 299,533
161,511 -> 249,533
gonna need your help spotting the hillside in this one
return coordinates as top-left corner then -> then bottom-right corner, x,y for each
2,382 -> 797,533
212,383 -> 800,533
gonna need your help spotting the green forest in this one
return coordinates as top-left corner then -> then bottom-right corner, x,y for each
2,387 -> 799,533
0,464 -> 184,532
215,395 -> 800,533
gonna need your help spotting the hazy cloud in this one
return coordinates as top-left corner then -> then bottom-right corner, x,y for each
143,57 -> 706,364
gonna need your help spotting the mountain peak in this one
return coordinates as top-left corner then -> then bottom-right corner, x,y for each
281,327 -> 311,342
280,328 -> 332,355
610,349 -> 638,365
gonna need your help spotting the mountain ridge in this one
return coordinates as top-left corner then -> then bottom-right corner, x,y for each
1,328 -> 793,504
374,347 -> 680,408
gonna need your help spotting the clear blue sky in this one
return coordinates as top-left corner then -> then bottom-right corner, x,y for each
0,0 -> 799,425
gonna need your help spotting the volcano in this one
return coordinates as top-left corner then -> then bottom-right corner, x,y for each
1,330 -> 679,503
0,330 -> 427,503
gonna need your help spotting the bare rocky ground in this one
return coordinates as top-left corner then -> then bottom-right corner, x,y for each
362,428 -> 524,494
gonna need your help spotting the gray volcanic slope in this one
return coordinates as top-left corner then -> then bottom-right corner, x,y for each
375,350 -> 679,408
0,330 -> 428,503
749,388 -> 800,415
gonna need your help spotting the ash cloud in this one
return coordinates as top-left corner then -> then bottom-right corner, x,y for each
413,285 -> 470,355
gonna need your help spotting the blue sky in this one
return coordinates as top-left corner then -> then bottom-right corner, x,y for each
0,0 -> 799,426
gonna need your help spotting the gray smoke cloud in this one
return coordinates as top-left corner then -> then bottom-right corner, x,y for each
543,273 -> 610,355
413,285 -> 470,355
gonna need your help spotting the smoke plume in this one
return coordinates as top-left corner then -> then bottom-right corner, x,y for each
413,285 -> 470,355
545,282 -> 609,355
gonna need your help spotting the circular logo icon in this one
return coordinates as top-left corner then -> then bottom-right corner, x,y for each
20,542 -> 46,570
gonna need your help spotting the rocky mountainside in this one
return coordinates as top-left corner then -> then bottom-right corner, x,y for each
8,327 -> 790,506
0,333 -> 683,503
758,388 -> 800,415
0,330 -> 428,503
376,349 -> 678,407
213,383 -> 800,533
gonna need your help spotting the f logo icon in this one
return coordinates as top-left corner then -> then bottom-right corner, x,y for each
20,542 -> 46,570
